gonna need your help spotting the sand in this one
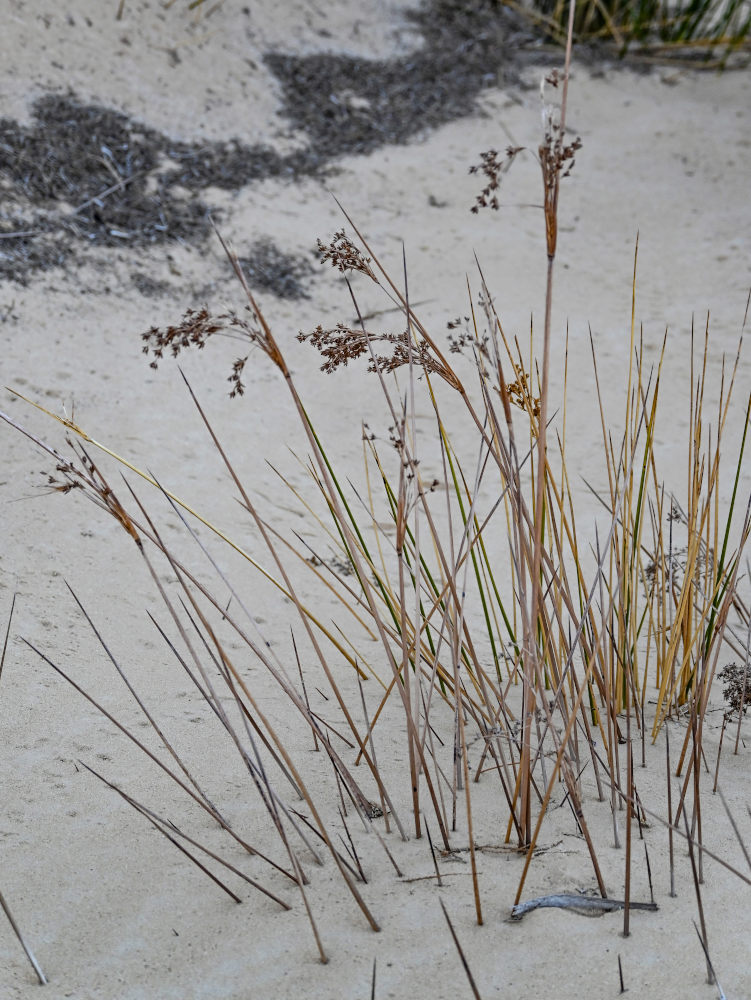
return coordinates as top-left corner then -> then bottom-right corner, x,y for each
2,2 -> 751,998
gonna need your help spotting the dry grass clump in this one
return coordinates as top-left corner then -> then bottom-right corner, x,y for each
3,21 -> 751,995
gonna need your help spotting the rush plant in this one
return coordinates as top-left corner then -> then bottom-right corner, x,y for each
3,10 -> 751,991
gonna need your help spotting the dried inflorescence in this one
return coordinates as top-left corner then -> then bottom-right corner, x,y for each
141,307 -> 224,365
44,442 -> 141,544
141,306 -> 265,396
297,323 -> 371,373
446,316 -> 540,416
469,74 -> 581,252
370,334 -> 455,383
446,316 -> 490,357
227,356 -> 249,398
316,230 -> 376,281
297,323 -> 458,387
469,146 -> 523,214
44,462 -> 84,496
718,662 -> 751,716
539,71 -> 582,257
506,371 -> 541,419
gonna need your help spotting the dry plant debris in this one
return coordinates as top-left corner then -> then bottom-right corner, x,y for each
718,662 -> 751,716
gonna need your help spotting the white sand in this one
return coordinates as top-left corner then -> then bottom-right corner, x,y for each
2,2 -> 751,998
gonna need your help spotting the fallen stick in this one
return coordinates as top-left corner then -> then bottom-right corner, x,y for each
510,893 -> 659,920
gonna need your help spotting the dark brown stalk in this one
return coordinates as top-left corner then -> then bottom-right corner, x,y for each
641,702 -> 646,769
403,246 -> 427,845
693,922 -> 726,1000
444,460 -> 484,923
287,810 -> 364,885
598,531 -> 621,849
136,513 -> 380,935
683,810 -> 714,985
666,723 -> 676,897
424,815 -> 443,887
524,0 -> 577,847
644,840 -> 655,904
20,637 -> 292,877
292,629 -> 319,752
734,610 -> 751,754
179,369 -> 407,848
439,898 -> 483,1000
0,592 -> 16,687
357,673 -> 389,832
81,761 -> 243,903
338,807 -> 366,883
394,403 -> 422,839
623,709 -> 633,937
86,760 -> 292,904
0,888 -> 47,985
64,581 -> 215,806
713,714 -> 728,794
692,699 -> 704,885
717,787 -> 751,873
369,820 -> 403,878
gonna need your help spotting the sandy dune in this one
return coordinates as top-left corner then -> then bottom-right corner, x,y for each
2,2 -> 750,997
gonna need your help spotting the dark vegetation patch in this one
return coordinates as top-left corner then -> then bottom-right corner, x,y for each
237,240 -> 314,300
0,94 -> 293,286
264,0 -> 538,164
0,0 -> 535,286
130,270 -> 172,298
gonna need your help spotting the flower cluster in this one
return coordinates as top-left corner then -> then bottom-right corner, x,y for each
316,229 -> 376,281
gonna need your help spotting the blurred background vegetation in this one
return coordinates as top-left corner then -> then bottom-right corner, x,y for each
514,0 -> 751,60
118,0 -> 751,64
